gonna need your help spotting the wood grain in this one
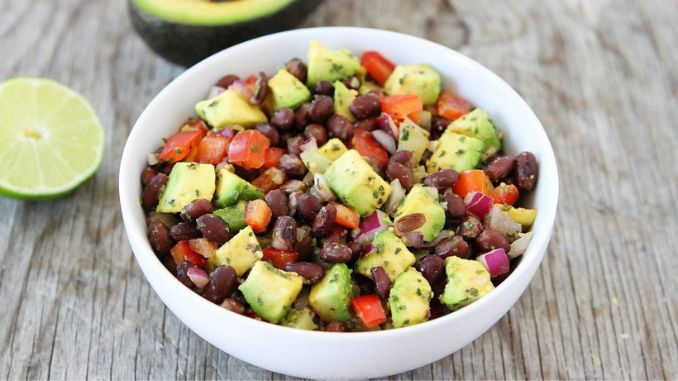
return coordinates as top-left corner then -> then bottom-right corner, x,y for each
1,0 -> 677,379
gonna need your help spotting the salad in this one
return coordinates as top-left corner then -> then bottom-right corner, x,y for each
141,40 -> 539,332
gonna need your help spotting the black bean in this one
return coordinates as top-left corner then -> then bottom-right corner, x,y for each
270,108 -> 295,130
202,265 -> 238,304
216,74 -> 239,89
234,165 -> 259,182
148,220 -> 173,255
180,198 -> 213,222
265,189 -> 289,218
349,94 -> 381,119
286,58 -> 307,83
394,213 -> 426,235
435,236 -> 470,259
304,124 -> 328,146
424,169 -> 459,192
322,226 -> 348,245
341,75 -> 360,90
285,262 -> 325,284
295,227 -> 314,260
346,241 -> 362,260
355,117 -> 378,131
160,254 -> 177,274
459,215 -> 483,239
271,216 -> 297,251
444,189 -> 466,220
294,103 -> 312,130
325,321 -> 347,332
175,261 -> 194,288
256,123 -> 281,146
279,154 -> 306,178
196,214 -> 231,244
309,95 -> 334,123
485,155 -> 516,182
327,115 -> 355,141
286,136 -> 306,157
141,166 -> 157,186
431,115 -> 452,137
142,173 -> 168,210
418,255 -> 444,284
296,193 -> 321,224
476,229 -> 510,253
169,222 -> 201,241
251,72 -> 268,106
515,152 -> 538,190
319,242 -> 353,263
312,204 -> 337,238
371,266 -> 392,298
314,80 -> 334,96
386,161 -> 414,190
389,150 -> 416,168
220,298 -> 246,314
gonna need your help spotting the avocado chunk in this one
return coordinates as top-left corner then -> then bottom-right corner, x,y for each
306,40 -> 361,87
300,148 -> 333,174
384,64 -> 441,106
324,150 -> 392,216
447,109 -> 501,157
129,0 -> 320,67
210,226 -> 262,275
264,68 -> 311,113
397,118 -> 430,163
195,89 -> 267,130
308,263 -> 354,322
333,80 -> 358,122
355,230 -> 416,281
214,167 -> 263,208
318,138 -> 348,160
389,268 -> 433,328
394,185 -> 445,242
441,256 -> 494,311
427,131 -> 484,173
239,261 -> 304,323
281,307 -> 318,331
213,200 -> 247,231
157,162 -> 215,213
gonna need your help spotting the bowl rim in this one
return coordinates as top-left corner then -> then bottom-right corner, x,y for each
119,26 -> 559,339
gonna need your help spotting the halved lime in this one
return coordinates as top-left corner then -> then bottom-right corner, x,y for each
0,78 -> 104,200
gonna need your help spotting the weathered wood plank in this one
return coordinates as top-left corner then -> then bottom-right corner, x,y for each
1,0 -> 677,379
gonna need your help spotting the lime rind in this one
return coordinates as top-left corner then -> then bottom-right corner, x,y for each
0,78 -> 104,200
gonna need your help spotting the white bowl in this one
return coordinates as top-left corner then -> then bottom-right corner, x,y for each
120,27 -> 559,379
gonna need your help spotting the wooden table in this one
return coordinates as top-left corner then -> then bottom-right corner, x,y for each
2,0 -> 677,379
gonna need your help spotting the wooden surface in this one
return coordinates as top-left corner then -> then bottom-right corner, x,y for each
1,0 -> 677,379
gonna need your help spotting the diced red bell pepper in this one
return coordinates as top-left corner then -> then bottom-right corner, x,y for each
262,247 -> 300,270
245,75 -> 257,89
351,129 -> 389,169
170,240 -> 208,269
452,170 -> 494,198
436,92 -> 472,121
380,95 -> 423,120
351,294 -> 387,328
361,51 -> 395,86
188,238 -> 218,259
197,133 -> 231,164
492,182 -> 520,205
159,129 -> 206,163
228,130 -> 270,169
333,203 -> 360,229
245,199 -> 272,233
263,147 -> 285,169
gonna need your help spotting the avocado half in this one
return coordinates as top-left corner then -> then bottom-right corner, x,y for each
129,0 -> 321,67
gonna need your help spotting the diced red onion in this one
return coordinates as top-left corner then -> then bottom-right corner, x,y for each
419,230 -> 455,248
207,86 -> 226,99
300,137 -> 318,152
227,80 -> 253,101
402,231 -> 425,247
219,128 -> 235,138
311,173 -> 335,203
508,232 -> 533,259
371,130 -> 397,154
385,179 -> 406,214
485,205 -> 522,241
477,248 -> 510,278
464,192 -> 493,218
186,267 -> 209,288
359,210 -> 389,235
377,112 -> 399,139
147,152 -> 160,166
361,243 -> 376,258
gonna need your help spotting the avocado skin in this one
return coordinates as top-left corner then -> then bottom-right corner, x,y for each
128,0 -> 322,67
